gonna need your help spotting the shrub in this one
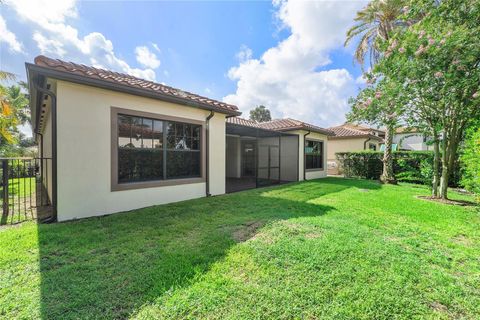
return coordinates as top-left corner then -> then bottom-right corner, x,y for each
336,151 -> 461,186
461,127 -> 480,201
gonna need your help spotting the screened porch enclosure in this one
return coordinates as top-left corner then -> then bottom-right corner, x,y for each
225,123 -> 299,193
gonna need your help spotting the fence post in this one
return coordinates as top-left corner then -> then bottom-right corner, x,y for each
2,160 -> 9,216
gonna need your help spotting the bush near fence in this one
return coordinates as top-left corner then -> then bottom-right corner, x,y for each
336,151 -> 461,186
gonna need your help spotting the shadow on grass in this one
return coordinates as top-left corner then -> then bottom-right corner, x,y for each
36,178 -> 375,319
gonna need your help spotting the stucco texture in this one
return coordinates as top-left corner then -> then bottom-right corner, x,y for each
55,81 -> 226,221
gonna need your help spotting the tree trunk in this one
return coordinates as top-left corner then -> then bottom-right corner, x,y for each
432,132 -> 440,198
439,125 -> 462,199
439,130 -> 450,199
380,125 -> 397,184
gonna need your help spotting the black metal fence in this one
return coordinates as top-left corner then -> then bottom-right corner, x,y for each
0,158 -> 52,225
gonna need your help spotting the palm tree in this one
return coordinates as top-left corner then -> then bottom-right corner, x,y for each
345,0 -> 405,184
344,0 -> 405,69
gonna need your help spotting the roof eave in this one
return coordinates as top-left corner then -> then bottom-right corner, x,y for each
25,63 -> 44,134
328,134 -> 383,140
276,126 -> 335,136
25,63 -> 242,117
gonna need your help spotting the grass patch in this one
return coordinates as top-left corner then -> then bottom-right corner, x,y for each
0,178 -> 479,319
1,177 -> 36,198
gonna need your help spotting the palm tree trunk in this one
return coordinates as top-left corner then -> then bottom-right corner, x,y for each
380,125 -> 396,184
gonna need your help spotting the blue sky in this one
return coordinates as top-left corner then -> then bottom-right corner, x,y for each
1,0 -> 366,130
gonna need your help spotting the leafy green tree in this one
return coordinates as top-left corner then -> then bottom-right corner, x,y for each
249,105 -> 271,123
461,125 -> 480,202
0,78 -> 31,155
374,0 -> 480,198
348,76 -> 406,183
0,72 -> 18,144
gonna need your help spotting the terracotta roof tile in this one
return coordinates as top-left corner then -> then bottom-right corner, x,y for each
33,55 -> 240,115
258,118 -> 334,135
395,127 -> 419,134
226,117 -> 261,127
342,123 -> 385,134
328,124 -> 383,140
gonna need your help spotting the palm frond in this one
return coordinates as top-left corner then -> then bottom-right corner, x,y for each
344,0 -> 406,68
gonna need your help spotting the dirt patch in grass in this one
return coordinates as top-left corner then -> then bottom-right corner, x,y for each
279,221 -> 323,239
416,196 -> 477,206
429,301 -> 448,313
233,221 -> 265,242
452,234 -> 473,247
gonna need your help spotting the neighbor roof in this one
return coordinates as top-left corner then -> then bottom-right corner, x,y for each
258,118 -> 334,136
27,55 -> 241,117
342,123 -> 385,134
227,117 -> 333,135
395,127 -> 419,134
328,124 -> 383,140
226,117 -> 261,128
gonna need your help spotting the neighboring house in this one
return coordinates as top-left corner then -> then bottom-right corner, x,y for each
393,127 -> 432,151
27,56 -> 332,221
326,123 -> 384,175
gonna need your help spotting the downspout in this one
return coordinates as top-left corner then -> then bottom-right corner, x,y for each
205,111 -> 215,197
33,82 -> 57,223
363,137 -> 372,150
303,130 -> 310,181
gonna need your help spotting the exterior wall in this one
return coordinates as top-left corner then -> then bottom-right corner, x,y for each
226,136 -> 241,178
326,137 -> 381,175
208,114 -> 226,195
393,133 -> 430,151
55,81 -> 226,221
289,130 -> 328,181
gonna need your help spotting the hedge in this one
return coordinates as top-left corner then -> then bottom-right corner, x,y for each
460,127 -> 480,201
336,151 -> 461,186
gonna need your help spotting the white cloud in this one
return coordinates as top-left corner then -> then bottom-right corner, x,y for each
33,32 -> 66,56
236,45 -> 253,62
135,46 -> 161,69
0,15 -> 23,53
6,0 -> 157,81
355,74 -> 367,85
151,43 -> 161,53
224,0 -> 366,127
9,0 -> 77,24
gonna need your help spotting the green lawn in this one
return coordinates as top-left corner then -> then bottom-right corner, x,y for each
0,178 -> 479,319
0,177 -> 37,225
1,177 -> 36,198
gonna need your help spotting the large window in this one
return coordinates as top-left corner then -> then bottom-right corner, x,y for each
305,140 -> 324,170
115,110 -> 202,188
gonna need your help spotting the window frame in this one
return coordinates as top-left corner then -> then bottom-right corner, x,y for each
111,107 -> 206,191
304,138 -> 324,172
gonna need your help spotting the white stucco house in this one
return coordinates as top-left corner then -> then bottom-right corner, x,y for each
393,127 -> 432,151
326,123 -> 384,175
27,56 -> 332,222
